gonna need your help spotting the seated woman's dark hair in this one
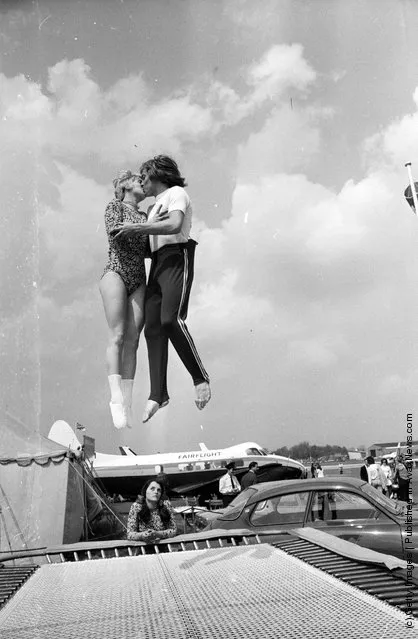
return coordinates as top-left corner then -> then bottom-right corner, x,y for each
135,478 -> 171,527
140,155 -> 187,188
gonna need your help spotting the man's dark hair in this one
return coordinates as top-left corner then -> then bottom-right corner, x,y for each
140,155 -> 187,187
248,462 -> 258,470
365,455 -> 375,465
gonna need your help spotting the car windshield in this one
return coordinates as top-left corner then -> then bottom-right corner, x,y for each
219,488 -> 257,520
360,483 -> 403,515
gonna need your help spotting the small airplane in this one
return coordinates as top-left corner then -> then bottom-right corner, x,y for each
91,440 -> 307,501
381,442 -> 403,460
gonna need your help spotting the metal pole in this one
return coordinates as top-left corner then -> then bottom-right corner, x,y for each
405,162 -> 418,214
81,441 -> 88,541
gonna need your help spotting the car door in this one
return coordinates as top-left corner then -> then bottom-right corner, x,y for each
308,489 -> 403,559
249,491 -> 310,536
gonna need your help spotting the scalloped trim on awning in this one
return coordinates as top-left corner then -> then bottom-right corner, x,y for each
0,452 -> 68,467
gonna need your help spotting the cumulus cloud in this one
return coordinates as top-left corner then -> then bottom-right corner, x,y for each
247,44 -> 316,105
1,44 -> 316,168
0,58 -> 215,166
206,44 -> 316,125
363,91 -> 418,170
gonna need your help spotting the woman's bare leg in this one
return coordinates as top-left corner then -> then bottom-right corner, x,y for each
99,272 -> 128,427
122,283 -> 146,380
100,272 -> 128,375
120,283 -> 146,428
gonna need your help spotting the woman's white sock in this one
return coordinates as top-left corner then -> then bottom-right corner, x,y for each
108,374 -> 124,404
121,379 -> 134,428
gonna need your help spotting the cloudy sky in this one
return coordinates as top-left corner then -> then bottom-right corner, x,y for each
1,0 -> 418,456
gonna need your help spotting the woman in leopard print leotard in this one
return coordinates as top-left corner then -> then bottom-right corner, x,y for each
99,170 -> 149,430
102,198 -> 148,296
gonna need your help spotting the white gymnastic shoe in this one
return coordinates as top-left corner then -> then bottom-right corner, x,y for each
121,379 -> 134,429
109,402 -> 128,429
125,405 -> 133,429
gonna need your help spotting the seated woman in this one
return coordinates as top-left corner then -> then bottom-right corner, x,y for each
126,479 -> 177,543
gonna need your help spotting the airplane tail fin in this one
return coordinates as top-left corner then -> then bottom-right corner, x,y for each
199,442 -> 208,451
119,446 -> 137,456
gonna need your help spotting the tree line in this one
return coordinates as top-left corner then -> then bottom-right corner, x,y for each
272,441 -> 348,461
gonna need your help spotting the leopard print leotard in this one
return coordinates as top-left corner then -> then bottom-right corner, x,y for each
101,199 -> 148,296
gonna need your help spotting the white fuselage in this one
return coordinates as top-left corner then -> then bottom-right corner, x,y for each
92,441 -> 305,479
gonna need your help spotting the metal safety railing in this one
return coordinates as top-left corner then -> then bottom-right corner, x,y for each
0,529 -> 263,566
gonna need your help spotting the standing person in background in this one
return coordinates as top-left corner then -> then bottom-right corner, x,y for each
115,156 -> 211,423
380,458 -> 392,497
389,460 -> 399,499
315,463 -> 324,478
394,455 -> 410,502
241,462 -> 259,489
360,460 -> 369,482
365,456 -> 386,492
219,462 -> 241,507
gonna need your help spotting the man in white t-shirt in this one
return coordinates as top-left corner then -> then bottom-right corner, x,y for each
115,156 -> 210,422
365,456 -> 386,492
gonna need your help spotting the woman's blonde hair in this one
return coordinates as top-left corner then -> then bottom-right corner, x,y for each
113,169 -> 133,201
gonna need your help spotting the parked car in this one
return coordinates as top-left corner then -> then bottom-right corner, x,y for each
202,477 -> 417,562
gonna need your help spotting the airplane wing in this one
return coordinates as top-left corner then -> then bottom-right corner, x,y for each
171,477 -> 220,494
170,469 -> 247,494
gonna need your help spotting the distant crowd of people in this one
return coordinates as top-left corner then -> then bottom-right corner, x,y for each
360,455 -> 409,501
309,456 -> 410,502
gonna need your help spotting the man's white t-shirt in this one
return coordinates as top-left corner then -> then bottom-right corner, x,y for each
367,463 -> 385,486
147,186 -> 192,253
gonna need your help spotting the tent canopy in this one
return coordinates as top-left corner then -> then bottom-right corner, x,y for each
0,414 -> 102,552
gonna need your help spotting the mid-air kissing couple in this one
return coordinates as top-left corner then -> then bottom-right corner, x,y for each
99,155 -> 211,429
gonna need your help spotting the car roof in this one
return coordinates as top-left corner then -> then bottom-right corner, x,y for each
244,477 -> 368,505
